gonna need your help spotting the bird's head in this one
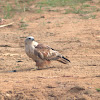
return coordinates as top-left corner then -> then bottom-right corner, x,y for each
25,36 -> 38,46
25,36 -> 34,45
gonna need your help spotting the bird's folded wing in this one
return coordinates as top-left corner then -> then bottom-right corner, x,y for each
34,44 -> 61,60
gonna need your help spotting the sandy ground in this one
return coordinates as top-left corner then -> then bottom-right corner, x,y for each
0,2 -> 100,100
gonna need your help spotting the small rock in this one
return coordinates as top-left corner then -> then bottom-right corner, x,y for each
16,60 -> 23,62
68,86 -> 85,93
47,21 -> 51,23
40,16 -> 45,18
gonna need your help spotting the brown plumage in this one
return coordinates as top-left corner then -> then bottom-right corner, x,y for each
25,36 -> 70,69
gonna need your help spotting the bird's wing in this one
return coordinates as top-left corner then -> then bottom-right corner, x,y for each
34,44 -> 61,60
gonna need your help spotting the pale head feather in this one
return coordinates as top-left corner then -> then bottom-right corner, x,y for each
25,36 -> 38,46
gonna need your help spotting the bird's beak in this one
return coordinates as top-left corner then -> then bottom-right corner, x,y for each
31,38 -> 34,41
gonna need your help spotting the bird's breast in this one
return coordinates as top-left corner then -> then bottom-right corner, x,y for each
25,45 -> 35,57
25,45 -> 41,61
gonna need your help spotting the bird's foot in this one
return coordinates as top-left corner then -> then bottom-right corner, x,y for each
31,66 -> 38,71
37,67 -> 43,70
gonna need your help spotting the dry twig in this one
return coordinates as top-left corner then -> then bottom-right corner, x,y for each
0,22 -> 14,28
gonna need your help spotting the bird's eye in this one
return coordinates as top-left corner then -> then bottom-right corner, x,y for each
29,38 -> 31,39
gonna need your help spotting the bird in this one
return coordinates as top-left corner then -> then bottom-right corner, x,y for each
25,36 -> 70,69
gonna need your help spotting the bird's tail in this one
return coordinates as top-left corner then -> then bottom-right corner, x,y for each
57,56 -> 70,64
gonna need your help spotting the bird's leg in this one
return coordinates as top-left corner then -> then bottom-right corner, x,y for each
36,61 -> 44,70
35,61 -> 51,70
44,60 -> 51,68
37,66 -> 43,70
34,66 -> 38,70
